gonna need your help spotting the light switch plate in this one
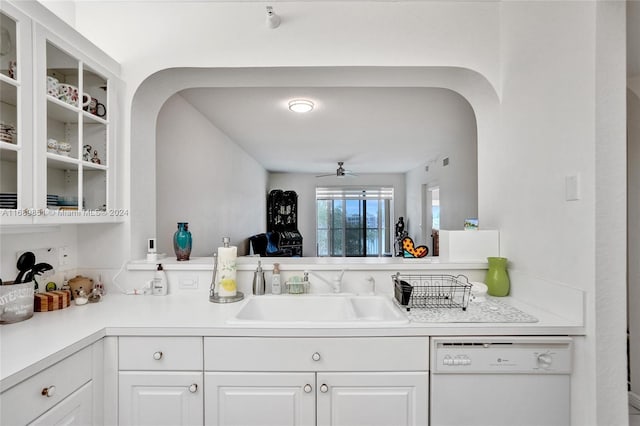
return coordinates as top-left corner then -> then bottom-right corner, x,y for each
565,174 -> 581,201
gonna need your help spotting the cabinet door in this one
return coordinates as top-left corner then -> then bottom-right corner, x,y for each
119,371 -> 203,426
0,1 -> 33,224
33,22 -> 118,224
316,372 -> 428,426
205,372 -> 315,426
30,381 -> 93,426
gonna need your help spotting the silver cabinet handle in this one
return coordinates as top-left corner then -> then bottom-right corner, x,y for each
41,385 -> 56,397
311,352 -> 321,361
303,384 -> 313,393
320,384 -> 328,393
189,384 -> 198,393
153,351 -> 163,360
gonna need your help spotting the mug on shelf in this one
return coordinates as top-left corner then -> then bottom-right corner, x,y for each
9,60 -> 17,80
56,141 -> 71,156
47,76 -> 59,96
0,123 -> 16,144
57,83 -> 78,105
47,138 -> 58,153
85,98 -> 106,118
82,93 -> 92,108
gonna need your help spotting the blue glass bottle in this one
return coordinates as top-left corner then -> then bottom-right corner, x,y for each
173,222 -> 192,261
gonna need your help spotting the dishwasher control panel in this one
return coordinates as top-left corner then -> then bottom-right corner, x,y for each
431,336 -> 572,374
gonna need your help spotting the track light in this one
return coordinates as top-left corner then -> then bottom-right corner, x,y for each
266,6 -> 280,29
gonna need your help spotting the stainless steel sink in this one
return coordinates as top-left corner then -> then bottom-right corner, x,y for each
227,294 -> 408,326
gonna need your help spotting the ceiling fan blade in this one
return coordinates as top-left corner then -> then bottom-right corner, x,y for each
316,161 -> 357,178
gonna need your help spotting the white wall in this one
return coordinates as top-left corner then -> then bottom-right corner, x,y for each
156,94 -> 267,256
629,88 -> 640,406
628,0 -> 640,407
404,91 -> 478,251
37,0 -> 75,27
494,2 -> 627,424
268,172 -> 405,256
497,3 -> 599,422
74,1 -> 501,99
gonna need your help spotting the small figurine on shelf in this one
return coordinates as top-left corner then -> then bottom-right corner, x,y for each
401,236 -> 428,258
83,144 -> 92,161
394,217 -> 408,257
91,150 -> 101,164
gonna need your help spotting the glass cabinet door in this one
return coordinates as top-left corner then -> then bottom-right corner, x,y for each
0,4 -> 32,222
40,33 -> 111,219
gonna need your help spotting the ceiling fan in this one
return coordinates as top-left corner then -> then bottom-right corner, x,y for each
316,161 -> 357,178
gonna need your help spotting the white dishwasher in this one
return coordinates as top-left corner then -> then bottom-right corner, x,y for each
430,336 -> 572,426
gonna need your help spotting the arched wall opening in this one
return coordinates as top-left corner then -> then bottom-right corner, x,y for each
129,67 -> 500,259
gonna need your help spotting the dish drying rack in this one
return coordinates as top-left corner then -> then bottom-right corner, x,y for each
392,273 -> 472,311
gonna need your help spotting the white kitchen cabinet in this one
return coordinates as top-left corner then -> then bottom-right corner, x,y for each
0,1 -> 33,225
118,337 -> 204,426
316,372 -> 428,426
33,23 -> 118,224
0,0 -> 121,226
119,371 -> 203,426
204,337 -> 429,426
0,343 -> 97,425
30,381 -> 93,425
205,372 -> 316,426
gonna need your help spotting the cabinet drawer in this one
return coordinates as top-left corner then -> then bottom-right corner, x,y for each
204,337 -> 429,372
0,345 -> 92,426
119,337 -> 203,371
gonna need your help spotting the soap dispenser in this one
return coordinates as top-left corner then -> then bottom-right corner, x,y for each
252,261 -> 265,295
271,263 -> 281,295
152,263 -> 168,296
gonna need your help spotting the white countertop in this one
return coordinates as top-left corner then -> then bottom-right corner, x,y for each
0,291 -> 583,392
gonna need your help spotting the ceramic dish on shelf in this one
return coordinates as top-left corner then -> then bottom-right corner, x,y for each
0,123 -> 16,144
57,195 -> 78,206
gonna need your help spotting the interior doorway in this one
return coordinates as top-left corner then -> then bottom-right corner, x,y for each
422,185 -> 440,256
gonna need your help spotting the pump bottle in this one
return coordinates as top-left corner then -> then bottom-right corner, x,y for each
271,263 -> 281,294
152,263 -> 168,295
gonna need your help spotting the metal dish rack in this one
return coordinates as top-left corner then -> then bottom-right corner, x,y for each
392,273 -> 472,311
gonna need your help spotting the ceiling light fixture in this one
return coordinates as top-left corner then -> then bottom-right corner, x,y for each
288,99 -> 314,113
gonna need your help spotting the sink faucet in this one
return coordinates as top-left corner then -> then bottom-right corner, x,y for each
306,269 -> 346,293
366,276 -> 376,294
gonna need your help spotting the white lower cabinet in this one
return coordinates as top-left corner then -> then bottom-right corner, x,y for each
204,337 -> 429,426
117,336 -> 204,426
204,372 -> 316,426
30,381 -> 93,425
0,343 -> 98,426
119,371 -> 203,426
316,372 -> 428,426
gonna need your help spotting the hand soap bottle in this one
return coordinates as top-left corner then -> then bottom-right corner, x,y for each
271,263 -> 281,294
152,263 -> 168,295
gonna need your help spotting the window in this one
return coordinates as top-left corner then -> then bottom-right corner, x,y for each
316,187 -> 393,257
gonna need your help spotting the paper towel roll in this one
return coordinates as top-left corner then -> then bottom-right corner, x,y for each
217,245 -> 237,297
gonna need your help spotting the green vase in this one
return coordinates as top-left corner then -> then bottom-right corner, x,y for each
485,257 -> 510,296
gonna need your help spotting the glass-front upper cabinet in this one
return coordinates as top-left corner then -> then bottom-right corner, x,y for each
34,24 -> 116,223
0,3 -> 33,223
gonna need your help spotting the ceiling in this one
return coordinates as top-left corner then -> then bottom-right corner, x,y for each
179,86 -> 476,175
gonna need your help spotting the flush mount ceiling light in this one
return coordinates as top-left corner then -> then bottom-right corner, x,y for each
288,99 -> 314,113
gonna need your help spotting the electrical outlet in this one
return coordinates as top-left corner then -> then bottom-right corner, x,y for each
59,246 -> 70,269
179,276 -> 199,289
